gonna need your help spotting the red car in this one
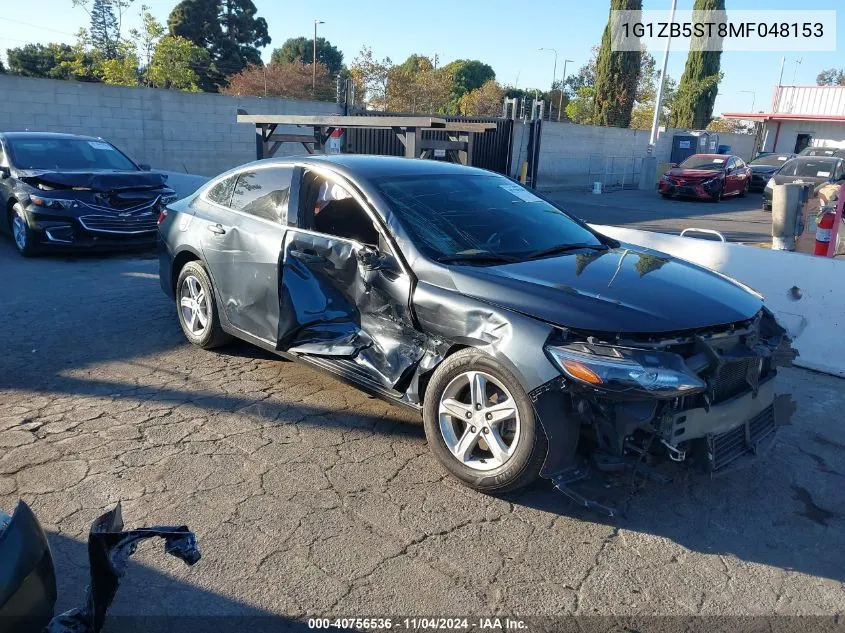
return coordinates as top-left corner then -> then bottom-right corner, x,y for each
658,153 -> 751,201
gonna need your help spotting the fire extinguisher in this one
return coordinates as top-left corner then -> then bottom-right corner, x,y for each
814,211 -> 835,256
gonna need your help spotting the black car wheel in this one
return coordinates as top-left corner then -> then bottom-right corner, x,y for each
9,203 -> 38,257
176,261 -> 230,349
660,193 -> 671,199
423,349 -> 547,494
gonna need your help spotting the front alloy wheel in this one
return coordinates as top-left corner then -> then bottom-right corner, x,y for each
423,349 -> 546,493
438,371 -> 521,471
10,204 -> 37,257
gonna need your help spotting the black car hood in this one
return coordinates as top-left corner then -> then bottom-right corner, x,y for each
17,169 -> 168,192
447,246 -> 762,334
750,164 -> 779,174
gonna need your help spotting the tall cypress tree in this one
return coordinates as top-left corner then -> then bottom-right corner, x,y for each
593,0 -> 642,127
673,0 -> 725,129
89,0 -> 119,60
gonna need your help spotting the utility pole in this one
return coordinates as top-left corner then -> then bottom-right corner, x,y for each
539,47 -> 557,120
648,0 -> 678,152
559,58 -> 573,121
313,19 -> 324,95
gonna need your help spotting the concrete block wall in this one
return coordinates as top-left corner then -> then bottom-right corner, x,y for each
534,121 -> 758,190
0,75 -> 341,176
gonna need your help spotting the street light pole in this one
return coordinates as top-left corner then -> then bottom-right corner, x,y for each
648,0 -> 678,151
313,19 -> 324,95
539,47 -> 557,120
559,59 -> 572,121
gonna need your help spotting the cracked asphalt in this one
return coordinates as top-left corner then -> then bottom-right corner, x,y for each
1,241 -> 844,627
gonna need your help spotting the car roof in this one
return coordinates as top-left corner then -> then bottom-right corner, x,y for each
687,153 -> 735,159
0,131 -> 108,142
789,155 -> 840,162
240,154 -> 496,179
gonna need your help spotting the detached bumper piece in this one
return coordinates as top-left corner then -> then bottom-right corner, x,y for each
708,404 -> 776,471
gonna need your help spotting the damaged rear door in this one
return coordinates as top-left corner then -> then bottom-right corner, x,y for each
278,171 -> 423,392
199,165 -> 295,344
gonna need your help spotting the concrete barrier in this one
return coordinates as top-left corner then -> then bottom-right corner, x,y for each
591,224 -> 845,378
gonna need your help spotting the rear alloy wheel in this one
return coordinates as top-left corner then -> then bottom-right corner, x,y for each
10,203 -> 37,257
423,349 -> 546,493
176,261 -> 230,349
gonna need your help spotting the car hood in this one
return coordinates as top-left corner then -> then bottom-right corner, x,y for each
16,169 -> 169,192
750,164 -> 779,174
771,173 -> 831,186
447,246 -> 762,334
665,168 -> 723,182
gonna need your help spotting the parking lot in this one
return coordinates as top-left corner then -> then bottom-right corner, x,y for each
1,240 -> 844,627
549,189 -> 773,244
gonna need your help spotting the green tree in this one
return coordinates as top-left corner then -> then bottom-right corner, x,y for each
168,0 -> 270,86
129,4 -> 165,71
817,68 -> 845,86
0,59 -> 5,74
147,34 -> 210,91
673,0 -> 725,129
88,0 -> 119,58
459,80 -> 505,116
349,46 -> 392,109
270,37 -> 343,78
442,59 -> 495,110
6,43 -> 74,78
564,46 -> 599,95
100,41 -> 139,85
565,87 -> 596,124
593,0 -> 642,127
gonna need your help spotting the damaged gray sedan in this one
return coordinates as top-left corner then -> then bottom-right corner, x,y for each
158,155 -> 792,494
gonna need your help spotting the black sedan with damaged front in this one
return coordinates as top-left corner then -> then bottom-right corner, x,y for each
0,132 -> 177,256
159,155 -> 793,497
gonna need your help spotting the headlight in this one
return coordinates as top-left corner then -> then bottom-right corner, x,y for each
161,192 -> 179,204
702,176 -> 722,187
29,195 -> 77,210
545,343 -> 706,398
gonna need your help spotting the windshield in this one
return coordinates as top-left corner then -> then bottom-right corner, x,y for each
679,155 -> 727,170
6,137 -> 138,171
751,154 -> 791,167
374,173 -> 603,260
779,158 -> 839,178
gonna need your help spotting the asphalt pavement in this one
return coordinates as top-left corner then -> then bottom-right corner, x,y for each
547,188 -> 773,243
0,240 -> 843,629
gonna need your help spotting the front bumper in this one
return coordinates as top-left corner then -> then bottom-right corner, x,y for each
665,375 -> 777,471
24,204 -> 158,250
750,172 -> 773,191
658,179 -> 720,200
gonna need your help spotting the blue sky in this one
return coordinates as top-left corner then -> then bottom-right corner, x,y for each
1,0 -> 842,115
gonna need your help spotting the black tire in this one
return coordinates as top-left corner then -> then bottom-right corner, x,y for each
763,204 -> 772,212
175,260 -> 230,349
9,203 -> 38,257
422,348 -> 547,494
660,193 -> 671,199
739,180 -> 749,198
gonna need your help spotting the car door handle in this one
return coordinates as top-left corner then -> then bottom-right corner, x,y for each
290,250 -> 327,264
207,223 -> 226,235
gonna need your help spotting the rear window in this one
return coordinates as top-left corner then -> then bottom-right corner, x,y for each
751,154 -> 791,166
205,175 -> 237,207
6,137 -> 137,171
679,155 -> 727,170
780,159 -> 839,178
229,167 -> 294,224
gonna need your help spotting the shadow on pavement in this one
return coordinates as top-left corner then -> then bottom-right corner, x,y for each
46,531 -> 322,633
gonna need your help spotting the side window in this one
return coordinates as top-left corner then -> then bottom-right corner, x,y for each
735,158 -> 745,168
299,171 -> 380,246
205,175 -> 237,207
725,157 -> 736,171
230,167 -> 294,224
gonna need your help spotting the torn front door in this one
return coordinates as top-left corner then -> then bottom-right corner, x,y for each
278,229 -> 424,390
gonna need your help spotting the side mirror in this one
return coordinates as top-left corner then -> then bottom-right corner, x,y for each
357,247 -> 397,273
137,163 -> 151,171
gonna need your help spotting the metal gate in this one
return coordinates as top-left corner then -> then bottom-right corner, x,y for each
343,110 -> 514,175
